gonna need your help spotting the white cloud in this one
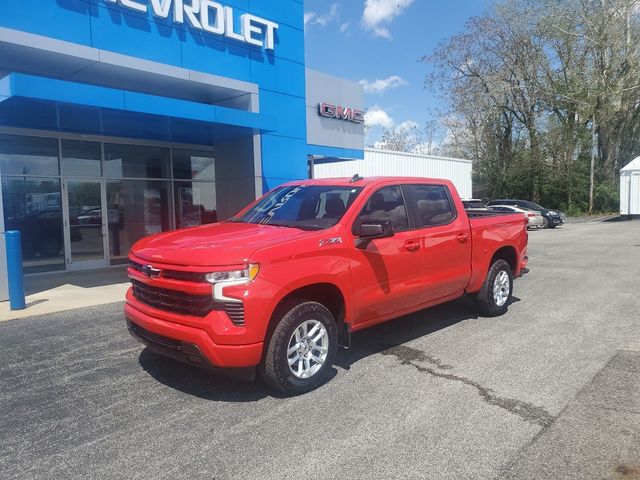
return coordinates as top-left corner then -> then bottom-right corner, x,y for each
364,105 -> 395,129
340,21 -> 352,34
362,0 -> 415,38
359,75 -> 408,94
395,120 -> 419,132
304,13 -> 316,25
305,3 -> 341,28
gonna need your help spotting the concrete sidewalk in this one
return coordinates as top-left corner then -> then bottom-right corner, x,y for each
0,268 -> 129,322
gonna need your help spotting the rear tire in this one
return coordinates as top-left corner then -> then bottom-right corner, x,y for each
476,259 -> 513,317
260,301 -> 337,395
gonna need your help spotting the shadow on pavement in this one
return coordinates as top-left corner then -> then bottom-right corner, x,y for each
139,348 -> 273,402
138,296 -> 513,401
335,297 -> 483,370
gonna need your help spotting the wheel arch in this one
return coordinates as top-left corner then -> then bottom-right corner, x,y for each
491,245 -> 518,274
263,282 -> 348,354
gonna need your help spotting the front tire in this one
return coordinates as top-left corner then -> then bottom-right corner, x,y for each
541,216 -> 549,229
476,259 -> 513,317
260,301 -> 337,395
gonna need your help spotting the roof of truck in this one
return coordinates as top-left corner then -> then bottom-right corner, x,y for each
283,176 -> 453,187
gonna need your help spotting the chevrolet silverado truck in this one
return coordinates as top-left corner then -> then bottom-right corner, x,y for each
125,176 -> 529,394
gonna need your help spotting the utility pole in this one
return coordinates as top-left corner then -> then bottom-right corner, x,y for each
589,117 -> 597,213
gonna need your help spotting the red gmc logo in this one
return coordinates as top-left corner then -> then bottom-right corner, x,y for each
318,103 -> 365,124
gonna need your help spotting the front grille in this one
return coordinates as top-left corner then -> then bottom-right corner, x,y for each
131,279 -> 246,326
129,260 -> 206,283
131,279 -> 217,317
162,270 -> 207,283
223,302 -> 245,326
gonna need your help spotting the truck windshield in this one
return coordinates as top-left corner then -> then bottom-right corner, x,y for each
230,185 -> 363,230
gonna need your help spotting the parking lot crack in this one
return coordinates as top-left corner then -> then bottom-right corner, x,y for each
380,345 -> 455,370
382,345 -> 555,427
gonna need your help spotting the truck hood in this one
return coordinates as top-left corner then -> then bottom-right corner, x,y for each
131,221 -> 316,266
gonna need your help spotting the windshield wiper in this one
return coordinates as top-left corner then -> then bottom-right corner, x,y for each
265,222 -> 321,231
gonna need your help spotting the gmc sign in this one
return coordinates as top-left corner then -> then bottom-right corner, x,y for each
318,103 -> 365,124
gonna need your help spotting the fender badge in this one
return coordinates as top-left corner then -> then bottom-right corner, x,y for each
319,237 -> 343,247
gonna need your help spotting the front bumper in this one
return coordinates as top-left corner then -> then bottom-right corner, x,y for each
549,215 -> 564,226
125,300 -> 264,369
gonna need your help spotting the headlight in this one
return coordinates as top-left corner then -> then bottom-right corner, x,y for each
549,211 -> 559,216
205,264 -> 260,284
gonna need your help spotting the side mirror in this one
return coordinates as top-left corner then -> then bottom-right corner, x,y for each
354,221 -> 394,248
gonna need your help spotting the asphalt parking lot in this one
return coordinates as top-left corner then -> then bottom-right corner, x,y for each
1,220 -> 639,480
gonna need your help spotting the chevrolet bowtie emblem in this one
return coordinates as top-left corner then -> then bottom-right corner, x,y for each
141,265 -> 161,278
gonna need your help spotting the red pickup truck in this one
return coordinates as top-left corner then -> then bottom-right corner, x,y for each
125,176 -> 528,394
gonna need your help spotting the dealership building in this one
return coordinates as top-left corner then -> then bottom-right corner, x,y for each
0,0 -> 366,280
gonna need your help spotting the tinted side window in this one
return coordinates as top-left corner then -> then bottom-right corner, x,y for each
356,186 -> 409,231
407,185 -> 455,227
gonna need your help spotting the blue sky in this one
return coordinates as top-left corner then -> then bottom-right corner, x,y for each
303,0 -> 490,145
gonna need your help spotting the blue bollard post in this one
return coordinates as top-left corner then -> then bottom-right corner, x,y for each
6,230 -> 26,310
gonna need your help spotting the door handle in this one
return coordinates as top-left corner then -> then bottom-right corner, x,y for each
404,240 -> 421,252
456,232 -> 469,243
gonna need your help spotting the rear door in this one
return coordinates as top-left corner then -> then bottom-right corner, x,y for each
350,185 -> 425,324
403,184 -> 472,302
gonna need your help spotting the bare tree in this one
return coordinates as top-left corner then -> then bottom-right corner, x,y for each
425,0 -> 640,212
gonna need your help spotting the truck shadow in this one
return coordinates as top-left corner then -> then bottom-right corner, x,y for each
335,297 -> 489,370
138,296 -> 519,402
138,349 -> 271,402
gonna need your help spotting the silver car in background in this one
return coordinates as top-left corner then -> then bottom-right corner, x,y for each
487,205 -> 545,229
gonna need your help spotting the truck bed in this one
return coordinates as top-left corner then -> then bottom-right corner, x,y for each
466,209 -> 516,218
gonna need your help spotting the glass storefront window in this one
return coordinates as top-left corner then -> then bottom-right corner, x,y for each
1,176 -> 65,273
0,133 -> 223,272
173,149 -> 215,180
61,140 -> 102,177
0,134 -> 59,176
174,181 -> 217,229
103,144 -> 170,179
107,180 -> 170,265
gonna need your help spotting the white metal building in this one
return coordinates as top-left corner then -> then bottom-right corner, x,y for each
620,157 -> 640,215
312,148 -> 473,198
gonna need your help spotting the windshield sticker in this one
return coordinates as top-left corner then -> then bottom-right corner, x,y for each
259,186 -> 303,224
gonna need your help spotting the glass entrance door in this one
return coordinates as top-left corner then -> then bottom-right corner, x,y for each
63,179 -> 108,270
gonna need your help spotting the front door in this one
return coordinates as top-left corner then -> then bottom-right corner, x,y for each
350,185 -> 425,324
63,179 -> 108,270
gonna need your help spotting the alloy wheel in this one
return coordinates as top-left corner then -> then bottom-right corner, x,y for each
287,320 -> 329,379
493,270 -> 510,307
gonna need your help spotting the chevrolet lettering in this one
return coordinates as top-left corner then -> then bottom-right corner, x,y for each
105,0 -> 279,50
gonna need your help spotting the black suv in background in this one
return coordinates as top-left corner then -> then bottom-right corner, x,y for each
487,199 -> 565,228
